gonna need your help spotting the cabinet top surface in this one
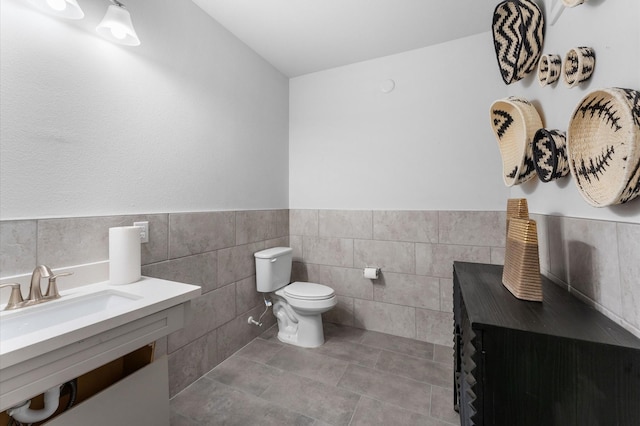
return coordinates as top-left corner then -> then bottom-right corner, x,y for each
453,262 -> 640,349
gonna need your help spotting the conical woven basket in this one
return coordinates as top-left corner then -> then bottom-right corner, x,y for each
502,218 -> 542,302
490,97 -> 543,186
567,88 -> 640,206
492,0 -> 545,85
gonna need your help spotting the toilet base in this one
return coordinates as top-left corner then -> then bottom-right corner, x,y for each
274,310 -> 326,348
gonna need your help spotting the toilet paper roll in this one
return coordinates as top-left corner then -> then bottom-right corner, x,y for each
363,267 -> 380,280
109,226 -> 141,285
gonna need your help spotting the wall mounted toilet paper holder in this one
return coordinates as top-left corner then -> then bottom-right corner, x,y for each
363,267 -> 381,280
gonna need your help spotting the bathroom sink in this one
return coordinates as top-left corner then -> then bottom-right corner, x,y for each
0,289 -> 141,342
0,275 -> 201,411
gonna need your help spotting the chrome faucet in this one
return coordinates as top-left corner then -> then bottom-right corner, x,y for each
0,265 -> 73,310
28,265 -> 53,303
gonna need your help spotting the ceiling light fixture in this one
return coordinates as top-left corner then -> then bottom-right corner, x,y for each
96,0 -> 140,46
27,0 -> 85,20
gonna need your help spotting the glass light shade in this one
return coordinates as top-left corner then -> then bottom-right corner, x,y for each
27,0 -> 85,19
96,4 -> 140,46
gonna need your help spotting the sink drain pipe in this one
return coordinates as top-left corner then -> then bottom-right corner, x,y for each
8,379 -> 77,425
8,385 -> 60,424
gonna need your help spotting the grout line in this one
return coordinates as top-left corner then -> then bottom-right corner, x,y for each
346,395 -> 363,426
35,218 -> 40,265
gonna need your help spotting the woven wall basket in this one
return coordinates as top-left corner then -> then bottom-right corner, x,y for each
502,218 -> 542,302
492,0 -> 545,85
533,129 -> 570,182
490,97 -> 543,186
537,53 -> 561,87
564,47 -> 596,88
567,88 -> 640,206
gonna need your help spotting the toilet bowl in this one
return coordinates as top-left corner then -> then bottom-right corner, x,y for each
254,247 -> 337,348
272,282 -> 337,347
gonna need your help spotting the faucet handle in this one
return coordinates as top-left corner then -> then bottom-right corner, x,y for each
0,283 -> 25,310
45,272 -> 73,299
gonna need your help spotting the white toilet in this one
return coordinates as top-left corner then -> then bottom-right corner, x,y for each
254,247 -> 337,348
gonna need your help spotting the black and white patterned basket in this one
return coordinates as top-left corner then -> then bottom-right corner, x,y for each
537,54 -> 561,87
568,88 -> 640,206
490,97 -> 543,186
492,0 -> 545,85
533,129 -> 569,182
564,47 -> 596,88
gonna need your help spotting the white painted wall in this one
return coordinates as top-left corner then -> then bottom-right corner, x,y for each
290,0 -> 640,221
508,0 -> 640,223
289,33 -> 509,210
0,0 -> 289,220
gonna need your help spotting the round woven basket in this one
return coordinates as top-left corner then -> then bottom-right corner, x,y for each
537,54 -> 561,87
564,47 -> 595,88
490,97 -> 543,186
533,129 -> 569,182
567,88 -> 640,206
492,0 -> 545,85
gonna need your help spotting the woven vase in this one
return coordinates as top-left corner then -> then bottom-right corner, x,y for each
506,198 -> 529,237
502,218 -> 542,302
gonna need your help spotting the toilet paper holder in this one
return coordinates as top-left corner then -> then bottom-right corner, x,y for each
363,267 -> 381,280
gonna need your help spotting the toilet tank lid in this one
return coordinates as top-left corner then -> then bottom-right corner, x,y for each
254,247 -> 292,259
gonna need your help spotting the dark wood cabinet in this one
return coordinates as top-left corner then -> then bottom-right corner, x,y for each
453,262 -> 640,426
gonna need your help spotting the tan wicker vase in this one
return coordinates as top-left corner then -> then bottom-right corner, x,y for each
567,88 -> 640,206
502,218 -> 542,302
506,198 -> 529,237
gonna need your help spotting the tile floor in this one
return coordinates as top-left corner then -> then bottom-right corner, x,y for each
170,323 -> 459,426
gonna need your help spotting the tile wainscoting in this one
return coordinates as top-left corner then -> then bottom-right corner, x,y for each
289,210 -> 507,347
0,210 -> 288,397
1,209 -> 639,397
533,214 -> 640,339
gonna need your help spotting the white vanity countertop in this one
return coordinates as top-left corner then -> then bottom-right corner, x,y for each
0,277 -> 201,369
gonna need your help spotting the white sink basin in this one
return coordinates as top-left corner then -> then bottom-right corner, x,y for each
1,290 -> 141,341
0,276 -> 201,411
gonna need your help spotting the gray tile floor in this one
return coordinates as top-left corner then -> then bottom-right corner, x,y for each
170,323 -> 459,426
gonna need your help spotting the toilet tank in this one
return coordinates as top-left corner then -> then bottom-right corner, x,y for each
254,247 -> 293,292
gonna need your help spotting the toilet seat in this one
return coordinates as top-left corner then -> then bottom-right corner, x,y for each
283,282 -> 335,301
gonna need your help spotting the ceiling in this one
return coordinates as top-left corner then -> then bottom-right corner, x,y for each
191,0 -> 497,77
